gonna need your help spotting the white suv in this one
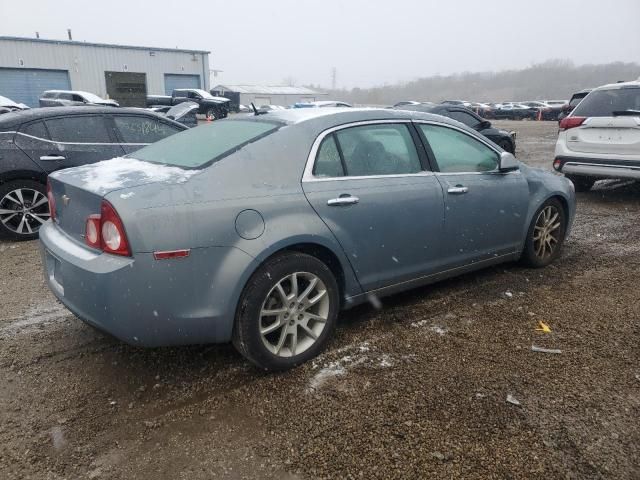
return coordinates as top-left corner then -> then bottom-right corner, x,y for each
554,79 -> 640,191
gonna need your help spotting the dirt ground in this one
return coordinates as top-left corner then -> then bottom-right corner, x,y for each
1,120 -> 639,480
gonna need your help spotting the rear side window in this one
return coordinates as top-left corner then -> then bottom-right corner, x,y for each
333,124 -> 422,176
420,124 -> 498,173
113,116 -> 183,144
572,87 -> 640,117
46,116 -> 112,143
314,135 -> 344,177
130,120 -> 280,168
20,121 -> 49,140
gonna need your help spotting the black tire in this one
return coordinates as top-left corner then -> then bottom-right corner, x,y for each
232,252 -> 340,371
565,175 -> 596,192
521,198 -> 567,268
206,108 -> 216,120
0,180 -> 49,241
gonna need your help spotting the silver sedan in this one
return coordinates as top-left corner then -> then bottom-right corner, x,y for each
40,108 -> 576,370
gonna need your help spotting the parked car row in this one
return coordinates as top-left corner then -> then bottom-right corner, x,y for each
395,99 -> 570,121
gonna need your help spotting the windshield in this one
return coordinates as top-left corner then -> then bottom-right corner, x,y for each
129,119 -> 280,168
572,87 -> 640,117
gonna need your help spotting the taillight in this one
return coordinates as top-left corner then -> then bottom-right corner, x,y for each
100,200 -> 130,256
85,214 -> 101,249
553,158 -> 562,171
559,116 -> 586,130
84,201 -> 131,256
46,178 -> 56,222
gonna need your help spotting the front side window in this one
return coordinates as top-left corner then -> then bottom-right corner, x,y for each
419,124 -> 498,173
46,116 -> 111,143
113,116 -> 183,144
130,119 -> 280,168
330,124 -> 422,176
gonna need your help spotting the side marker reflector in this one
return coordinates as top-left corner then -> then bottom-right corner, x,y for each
153,249 -> 191,260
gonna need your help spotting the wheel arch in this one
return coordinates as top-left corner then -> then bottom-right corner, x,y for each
0,169 -> 47,186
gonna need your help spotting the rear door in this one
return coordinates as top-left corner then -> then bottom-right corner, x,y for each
109,114 -> 186,154
567,86 -> 640,156
302,121 -> 446,292
43,115 -> 124,168
416,122 -> 529,267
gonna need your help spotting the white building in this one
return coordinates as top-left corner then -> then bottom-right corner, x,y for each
212,85 -> 327,108
0,36 -> 210,107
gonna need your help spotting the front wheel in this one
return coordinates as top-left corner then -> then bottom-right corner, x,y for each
521,198 -> 567,268
232,252 -> 340,371
0,180 -> 50,240
206,108 -> 217,120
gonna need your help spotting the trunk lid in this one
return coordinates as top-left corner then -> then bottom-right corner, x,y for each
566,116 -> 640,155
48,157 -> 199,243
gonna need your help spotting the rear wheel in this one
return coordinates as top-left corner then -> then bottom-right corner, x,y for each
521,198 -> 567,268
565,175 -> 596,192
0,180 -> 50,241
232,252 -> 339,371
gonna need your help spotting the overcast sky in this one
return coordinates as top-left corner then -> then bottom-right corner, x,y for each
2,0 -> 639,88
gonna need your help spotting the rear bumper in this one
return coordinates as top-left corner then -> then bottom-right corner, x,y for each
554,156 -> 640,179
39,222 -> 256,347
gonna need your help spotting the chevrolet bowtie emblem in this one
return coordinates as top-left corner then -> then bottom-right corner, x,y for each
62,194 -> 70,206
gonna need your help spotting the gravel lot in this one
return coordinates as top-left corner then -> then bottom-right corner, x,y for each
1,120 -> 639,479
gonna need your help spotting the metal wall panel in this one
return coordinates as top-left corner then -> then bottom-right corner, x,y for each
0,38 -> 210,99
163,74 -> 201,95
0,68 -> 71,106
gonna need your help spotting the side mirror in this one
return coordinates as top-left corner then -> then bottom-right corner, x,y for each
478,120 -> 491,130
499,151 -> 519,172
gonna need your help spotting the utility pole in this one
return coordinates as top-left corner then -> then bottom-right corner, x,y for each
331,67 -> 337,90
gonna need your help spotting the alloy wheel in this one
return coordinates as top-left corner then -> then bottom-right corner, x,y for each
259,272 -> 330,357
0,188 -> 50,235
533,205 -> 561,259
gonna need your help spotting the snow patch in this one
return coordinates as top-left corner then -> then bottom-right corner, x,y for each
119,191 -> 135,199
51,157 -> 199,194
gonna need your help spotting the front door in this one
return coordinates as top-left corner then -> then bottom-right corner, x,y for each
416,122 -> 529,267
302,122 -> 446,292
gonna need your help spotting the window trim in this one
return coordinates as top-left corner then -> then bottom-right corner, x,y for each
413,120 -> 512,176
302,120 -> 433,182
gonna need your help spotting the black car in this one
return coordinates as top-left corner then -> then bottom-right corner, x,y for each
396,103 -> 516,153
557,89 -> 592,123
146,89 -> 230,120
0,107 -> 187,240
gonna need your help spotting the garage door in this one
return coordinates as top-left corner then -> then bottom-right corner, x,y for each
164,74 -> 201,95
0,68 -> 71,107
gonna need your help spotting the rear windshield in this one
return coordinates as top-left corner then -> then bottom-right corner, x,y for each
129,119 -> 280,168
572,87 -> 640,117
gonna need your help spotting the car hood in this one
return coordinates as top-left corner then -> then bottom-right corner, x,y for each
166,101 -> 199,120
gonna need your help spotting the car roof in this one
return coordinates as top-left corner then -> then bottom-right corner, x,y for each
253,107 -> 471,131
0,106 -> 169,129
593,80 -> 640,91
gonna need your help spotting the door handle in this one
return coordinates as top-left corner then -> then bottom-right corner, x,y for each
327,195 -> 359,206
40,155 -> 66,161
447,186 -> 468,194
